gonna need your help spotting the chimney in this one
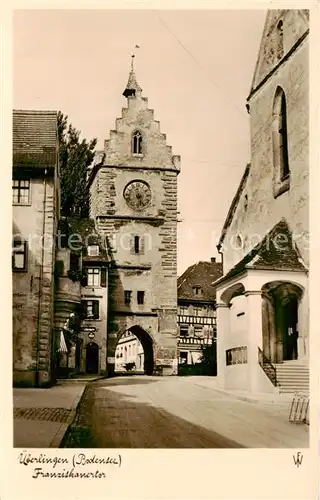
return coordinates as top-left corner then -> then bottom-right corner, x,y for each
211,257 -> 216,263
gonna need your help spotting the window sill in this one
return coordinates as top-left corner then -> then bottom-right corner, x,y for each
273,176 -> 290,198
12,202 -> 32,207
132,153 -> 144,158
12,268 -> 27,273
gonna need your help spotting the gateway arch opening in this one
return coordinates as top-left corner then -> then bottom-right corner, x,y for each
114,325 -> 154,375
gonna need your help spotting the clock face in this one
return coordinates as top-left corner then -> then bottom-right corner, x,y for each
123,181 -> 152,210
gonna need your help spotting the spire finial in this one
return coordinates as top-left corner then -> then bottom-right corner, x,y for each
131,45 -> 140,71
123,45 -> 142,98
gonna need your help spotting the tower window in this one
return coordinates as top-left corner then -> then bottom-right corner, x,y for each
137,291 -> 145,305
272,87 -> 290,197
132,130 -> 143,155
134,236 -> 140,254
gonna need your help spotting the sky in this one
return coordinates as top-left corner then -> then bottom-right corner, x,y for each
13,9 -> 266,276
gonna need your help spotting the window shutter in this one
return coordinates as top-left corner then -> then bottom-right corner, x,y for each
140,236 -> 145,255
100,267 -> 107,287
81,269 -> 88,287
93,300 -> 99,319
130,235 -> 135,255
80,301 -> 87,318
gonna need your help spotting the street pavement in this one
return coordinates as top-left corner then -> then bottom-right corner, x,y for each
63,375 -> 309,448
13,381 -> 87,448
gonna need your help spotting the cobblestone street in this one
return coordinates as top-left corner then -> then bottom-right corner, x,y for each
63,376 -> 308,449
14,407 -> 71,423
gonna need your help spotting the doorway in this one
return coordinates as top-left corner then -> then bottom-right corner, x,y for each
282,297 -> 298,361
86,342 -> 99,374
262,281 -> 302,363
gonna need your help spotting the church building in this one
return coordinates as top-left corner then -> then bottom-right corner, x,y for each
214,10 -> 309,394
87,61 -> 181,376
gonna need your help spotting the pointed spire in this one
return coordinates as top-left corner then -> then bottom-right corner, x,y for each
123,46 -> 142,98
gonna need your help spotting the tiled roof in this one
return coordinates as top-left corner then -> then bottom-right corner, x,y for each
178,260 -> 223,302
213,219 -> 307,287
58,217 -> 110,261
13,110 -> 58,169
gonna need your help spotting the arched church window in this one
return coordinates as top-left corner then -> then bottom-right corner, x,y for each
272,87 -> 290,198
132,130 -> 143,155
276,20 -> 284,60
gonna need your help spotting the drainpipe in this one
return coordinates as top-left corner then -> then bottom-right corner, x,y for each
217,244 -> 224,270
35,169 -> 47,387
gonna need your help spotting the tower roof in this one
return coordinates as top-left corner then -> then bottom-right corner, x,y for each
122,69 -> 142,98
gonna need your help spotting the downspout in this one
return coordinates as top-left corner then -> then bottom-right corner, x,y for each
35,169 -> 47,386
217,243 -> 224,271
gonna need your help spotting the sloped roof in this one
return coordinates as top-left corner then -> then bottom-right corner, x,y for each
217,164 -> 251,249
58,217 -> 110,261
214,219 -> 307,288
13,110 -> 58,169
178,260 -> 223,302
123,70 -> 142,97
249,10 -> 309,98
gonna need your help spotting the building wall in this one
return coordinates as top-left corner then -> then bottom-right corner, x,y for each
13,176 -> 56,386
221,23 -> 308,273
80,271 -> 108,374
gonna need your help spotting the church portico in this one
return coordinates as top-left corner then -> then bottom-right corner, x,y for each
215,265 -> 307,393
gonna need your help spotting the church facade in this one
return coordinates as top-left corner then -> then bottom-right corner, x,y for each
214,10 -> 309,393
87,66 -> 181,376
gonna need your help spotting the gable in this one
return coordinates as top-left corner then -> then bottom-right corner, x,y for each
178,261 -> 223,301
250,10 -> 309,95
13,110 -> 58,170
214,219 -> 307,287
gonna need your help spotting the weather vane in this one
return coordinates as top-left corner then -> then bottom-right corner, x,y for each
131,44 -> 140,71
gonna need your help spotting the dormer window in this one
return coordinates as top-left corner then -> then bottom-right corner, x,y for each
132,130 -> 143,155
193,286 -> 202,297
88,245 -> 99,256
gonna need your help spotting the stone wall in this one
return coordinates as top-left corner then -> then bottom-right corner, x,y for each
221,33 -> 308,273
13,176 -> 56,386
89,86 -> 180,375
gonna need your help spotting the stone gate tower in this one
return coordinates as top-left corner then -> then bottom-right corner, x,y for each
88,64 -> 181,376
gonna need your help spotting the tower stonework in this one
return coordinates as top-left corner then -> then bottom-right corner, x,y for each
89,69 -> 181,376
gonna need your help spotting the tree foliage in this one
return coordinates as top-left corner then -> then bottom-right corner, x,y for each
58,111 -> 97,218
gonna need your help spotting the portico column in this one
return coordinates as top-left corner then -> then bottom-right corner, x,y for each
245,291 -> 263,392
216,302 -> 230,389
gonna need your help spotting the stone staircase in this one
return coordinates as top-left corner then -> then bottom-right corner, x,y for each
275,361 -> 309,394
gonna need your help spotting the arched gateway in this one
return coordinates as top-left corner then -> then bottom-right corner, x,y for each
114,326 -> 154,375
88,64 -> 180,378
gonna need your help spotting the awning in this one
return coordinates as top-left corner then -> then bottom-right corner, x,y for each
58,330 -> 68,354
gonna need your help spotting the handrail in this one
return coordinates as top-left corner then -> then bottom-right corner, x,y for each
258,347 -> 278,386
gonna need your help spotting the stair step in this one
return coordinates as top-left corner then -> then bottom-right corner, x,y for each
277,377 -> 309,380
279,385 -> 309,388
